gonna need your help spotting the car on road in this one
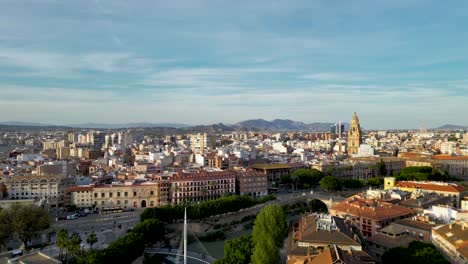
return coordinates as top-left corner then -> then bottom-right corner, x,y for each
66,213 -> 79,220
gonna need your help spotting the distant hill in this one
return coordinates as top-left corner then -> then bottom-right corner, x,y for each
0,121 -> 55,127
0,119 -> 350,132
234,119 -> 349,131
181,123 -> 235,133
68,122 -> 190,129
435,124 -> 468,130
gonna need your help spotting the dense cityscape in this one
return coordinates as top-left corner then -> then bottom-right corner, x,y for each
2,1 -> 468,264
0,112 -> 467,263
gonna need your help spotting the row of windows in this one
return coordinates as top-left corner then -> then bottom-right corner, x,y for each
93,191 -> 155,198
174,180 -> 234,187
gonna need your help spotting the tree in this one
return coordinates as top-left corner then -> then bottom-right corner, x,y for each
382,241 -> 449,264
0,208 -> 12,251
251,238 -> 279,264
342,179 -> 364,189
0,203 -> 50,249
214,235 -> 254,264
86,232 -> 98,250
367,177 -> 384,187
66,232 -> 82,260
252,204 -> 288,247
292,169 -> 325,187
56,229 -> 69,262
320,176 -> 342,191
309,199 -> 328,213
379,159 -> 388,176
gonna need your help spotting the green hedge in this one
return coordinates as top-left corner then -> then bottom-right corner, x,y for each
141,195 -> 275,223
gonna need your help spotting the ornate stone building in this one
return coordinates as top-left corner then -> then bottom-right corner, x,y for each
347,112 -> 362,156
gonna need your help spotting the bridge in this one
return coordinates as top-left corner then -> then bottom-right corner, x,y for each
145,208 -> 215,264
145,248 -> 215,264
307,193 -> 345,210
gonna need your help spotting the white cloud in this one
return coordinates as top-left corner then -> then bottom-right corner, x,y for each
0,48 -> 160,76
301,73 -> 367,81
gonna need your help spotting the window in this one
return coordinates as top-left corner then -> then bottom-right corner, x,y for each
117,192 -> 120,197
101,193 -> 105,198
133,191 -> 137,197
94,193 -> 97,198
125,200 -> 128,204
125,192 -> 128,197
150,191 -> 154,195
109,192 -> 113,198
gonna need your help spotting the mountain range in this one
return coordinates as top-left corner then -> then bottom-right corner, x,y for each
434,124 -> 468,130
0,119 -> 345,132
0,120 -> 466,132
233,119 -> 348,131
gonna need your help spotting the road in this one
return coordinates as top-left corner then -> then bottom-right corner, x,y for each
51,209 -> 143,249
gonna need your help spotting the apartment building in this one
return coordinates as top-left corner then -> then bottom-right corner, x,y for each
432,221 -> 468,264
431,155 -> 468,177
330,195 -> 414,237
169,170 -> 236,205
236,170 -> 268,197
384,177 -> 466,208
6,174 -> 75,206
251,163 -> 305,186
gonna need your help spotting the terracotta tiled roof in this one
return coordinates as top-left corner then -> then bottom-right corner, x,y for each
394,181 -> 465,193
432,155 -> 468,161
66,186 -> 94,193
331,195 -> 413,221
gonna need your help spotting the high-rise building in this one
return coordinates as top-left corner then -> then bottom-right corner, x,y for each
330,121 -> 345,138
189,133 -> 216,153
347,112 -> 362,156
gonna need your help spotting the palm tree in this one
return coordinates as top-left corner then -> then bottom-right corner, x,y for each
86,232 -> 98,250
66,232 -> 82,262
56,229 -> 69,262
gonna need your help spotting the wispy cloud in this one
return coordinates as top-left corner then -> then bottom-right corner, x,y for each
301,73 -> 367,82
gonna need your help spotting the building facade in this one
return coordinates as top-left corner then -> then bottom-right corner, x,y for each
169,171 -> 236,205
92,181 -> 168,209
236,170 -> 268,197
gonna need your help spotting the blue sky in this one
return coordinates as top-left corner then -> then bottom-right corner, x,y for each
1,0 -> 467,129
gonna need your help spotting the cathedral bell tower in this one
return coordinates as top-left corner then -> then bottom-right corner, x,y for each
347,112 -> 362,156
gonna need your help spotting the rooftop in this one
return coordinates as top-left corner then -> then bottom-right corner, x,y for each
394,181 -> 465,193
331,195 -> 414,221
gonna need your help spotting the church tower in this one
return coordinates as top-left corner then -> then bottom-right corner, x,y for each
347,112 -> 362,156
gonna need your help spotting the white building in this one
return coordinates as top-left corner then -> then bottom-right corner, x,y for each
356,144 -> 375,157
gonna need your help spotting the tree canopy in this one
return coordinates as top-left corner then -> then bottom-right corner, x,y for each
0,203 -> 50,248
367,177 -> 384,186
141,195 -> 274,223
394,166 -> 460,182
250,204 -> 287,264
342,178 -> 365,188
382,241 -> 449,264
214,235 -> 254,264
292,169 -> 325,186
320,176 -> 342,191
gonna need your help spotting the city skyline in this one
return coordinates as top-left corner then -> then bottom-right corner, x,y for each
1,0 -> 468,129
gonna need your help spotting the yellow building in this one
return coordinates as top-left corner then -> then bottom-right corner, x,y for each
92,181 -> 168,209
